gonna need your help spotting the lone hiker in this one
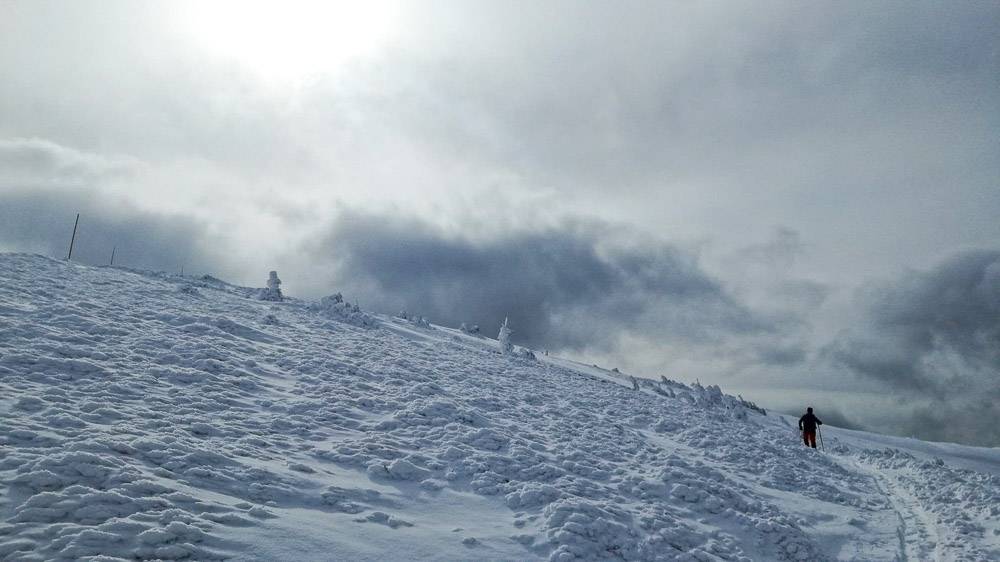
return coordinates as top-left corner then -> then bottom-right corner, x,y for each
799,407 -> 823,448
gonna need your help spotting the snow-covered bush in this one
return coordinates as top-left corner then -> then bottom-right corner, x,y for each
497,317 -> 513,355
308,293 -> 377,328
516,347 -> 536,361
659,375 -> 686,389
398,310 -> 431,328
687,382 -> 766,418
257,271 -> 283,302
737,395 -> 767,416
460,323 -> 480,336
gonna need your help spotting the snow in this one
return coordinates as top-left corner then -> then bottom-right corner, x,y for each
0,253 -> 997,561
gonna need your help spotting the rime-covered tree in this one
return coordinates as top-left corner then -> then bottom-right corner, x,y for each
259,271 -> 283,301
498,317 -> 514,355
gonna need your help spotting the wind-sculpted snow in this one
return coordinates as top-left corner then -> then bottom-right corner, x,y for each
0,254 -> 997,561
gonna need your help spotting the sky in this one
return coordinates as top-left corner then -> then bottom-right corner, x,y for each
1,0 -> 998,446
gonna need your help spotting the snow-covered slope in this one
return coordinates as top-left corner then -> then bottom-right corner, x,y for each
0,254 -> 997,561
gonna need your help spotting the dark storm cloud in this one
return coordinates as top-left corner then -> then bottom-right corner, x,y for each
0,187 -> 215,275
0,137 -> 216,274
315,210 -> 777,352
755,345 -> 807,367
826,250 -> 1000,445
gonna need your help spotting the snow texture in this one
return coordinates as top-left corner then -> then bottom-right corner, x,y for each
0,253 -> 997,561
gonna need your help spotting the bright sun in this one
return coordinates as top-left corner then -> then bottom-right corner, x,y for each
176,0 -> 400,81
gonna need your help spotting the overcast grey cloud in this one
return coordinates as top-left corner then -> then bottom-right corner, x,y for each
1,1 -> 998,444
0,137 -> 216,273
825,251 -> 1000,446
0,187 -> 215,275
313,209 -> 781,352
0,137 -> 136,183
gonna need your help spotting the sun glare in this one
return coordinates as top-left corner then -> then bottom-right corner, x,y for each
176,0 -> 399,81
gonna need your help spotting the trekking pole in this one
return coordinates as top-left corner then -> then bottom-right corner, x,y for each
818,426 -> 825,452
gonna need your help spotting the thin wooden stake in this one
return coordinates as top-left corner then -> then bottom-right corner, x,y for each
66,213 -> 80,260
110,246 -> 116,266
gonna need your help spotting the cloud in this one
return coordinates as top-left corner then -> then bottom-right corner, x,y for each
0,136 -> 218,274
721,227 -> 830,313
312,209 -> 783,354
0,186 -> 216,275
826,250 -> 1000,445
1,2 -> 997,446
0,137 -> 136,184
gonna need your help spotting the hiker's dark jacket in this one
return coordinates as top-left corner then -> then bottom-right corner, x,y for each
799,412 -> 823,432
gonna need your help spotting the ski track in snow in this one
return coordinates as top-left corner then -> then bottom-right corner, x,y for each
851,449 -> 999,562
0,254 -> 997,561
860,460 -> 938,562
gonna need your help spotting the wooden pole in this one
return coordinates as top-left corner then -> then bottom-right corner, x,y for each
67,213 -> 80,260
110,246 -> 116,266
